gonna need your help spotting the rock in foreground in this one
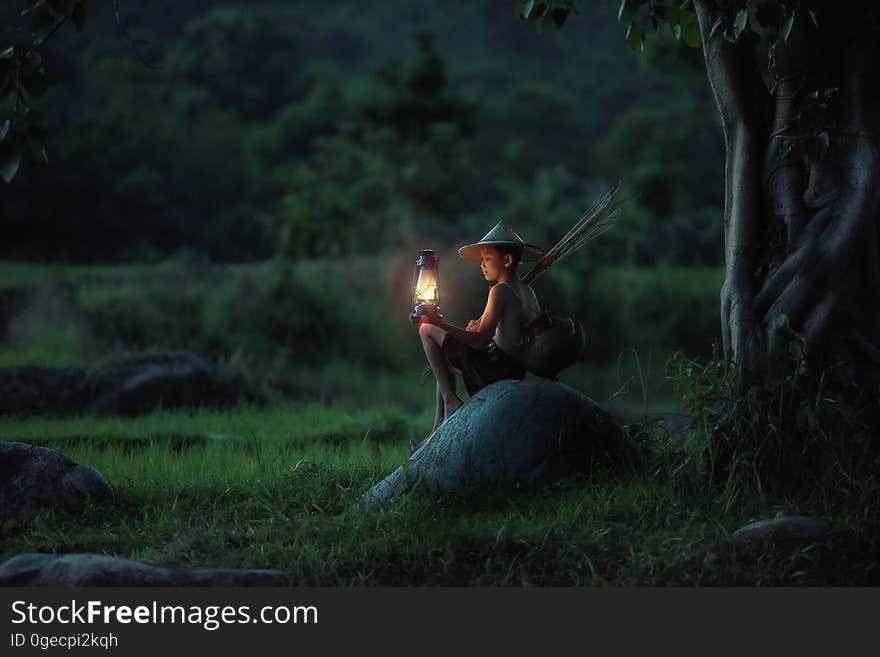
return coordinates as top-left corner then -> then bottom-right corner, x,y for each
0,441 -> 112,525
355,379 -> 644,508
0,553 -> 288,587
730,516 -> 832,547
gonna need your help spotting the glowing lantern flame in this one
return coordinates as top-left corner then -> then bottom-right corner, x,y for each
415,268 -> 438,302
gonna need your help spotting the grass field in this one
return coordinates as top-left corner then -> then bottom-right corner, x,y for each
2,401 -> 877,585
1,259 -> 877,584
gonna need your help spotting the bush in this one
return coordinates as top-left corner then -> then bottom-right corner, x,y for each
667,342 -> 880,499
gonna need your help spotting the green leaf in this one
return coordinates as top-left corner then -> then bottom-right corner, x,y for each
781,11 -> 795,42
624,22 -> 643,52
808,9 -> 817,28
727,9 -> 747,42
0,46 -> 15,60
746,0 -> 765,36
0,119 -> 9,141
0,144 -> 22,183
708,16 -> 724,40
679,13 -> 702,46
532,3 -> 550,30
521,0 -> 536,19
618,0 -> 640,24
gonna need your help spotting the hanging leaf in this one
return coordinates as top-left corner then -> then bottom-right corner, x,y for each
625,22 -> 643,52
532,3 -> 550,30
781,11 -> 795,42
726,9 -> 748,42
679,12 -> 702,46
708,16 -> 724,40
0,119 -> 9,141
0,143 -> 22,183
746,0 -> 766,36
521,0 -> 536,19
618,0 -> 641,24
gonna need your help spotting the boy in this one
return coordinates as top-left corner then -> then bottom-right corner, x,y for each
413,221 -> 544,452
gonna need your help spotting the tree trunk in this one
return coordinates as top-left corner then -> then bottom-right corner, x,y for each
693,1 -> 880,418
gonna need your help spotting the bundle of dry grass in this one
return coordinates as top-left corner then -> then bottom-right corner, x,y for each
522,180 -> 623,285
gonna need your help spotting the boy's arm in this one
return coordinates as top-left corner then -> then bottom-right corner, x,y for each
425,285 -> 504,350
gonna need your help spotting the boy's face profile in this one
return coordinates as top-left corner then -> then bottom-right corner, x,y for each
479,245 -> 513,281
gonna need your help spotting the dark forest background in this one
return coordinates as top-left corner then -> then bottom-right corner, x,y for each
2,0 -> 724,263
0,0 -> 726,408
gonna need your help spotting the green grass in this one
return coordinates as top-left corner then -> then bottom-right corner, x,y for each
2,402 -> 877,585
2,259 -> 877,584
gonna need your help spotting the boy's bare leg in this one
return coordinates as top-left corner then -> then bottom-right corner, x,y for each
432,383 -> 444,432
418,322 -> 464,426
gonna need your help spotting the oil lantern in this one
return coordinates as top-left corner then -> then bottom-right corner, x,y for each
410,249 -> 441,323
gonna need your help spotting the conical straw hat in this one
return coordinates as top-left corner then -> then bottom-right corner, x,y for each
457,221 -> 545,263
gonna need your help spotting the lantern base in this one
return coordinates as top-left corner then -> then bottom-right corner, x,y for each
410,303 -> 442,324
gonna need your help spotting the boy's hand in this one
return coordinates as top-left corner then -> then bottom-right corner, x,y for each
466,319 -> 480,332
417,305 -> 441,324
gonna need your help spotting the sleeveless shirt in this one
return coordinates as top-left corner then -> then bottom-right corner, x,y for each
492,281 -> 541,358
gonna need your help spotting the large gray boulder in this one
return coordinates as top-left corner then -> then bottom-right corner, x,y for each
354,378 -> 644,508
0,441 -> 112,525
0,553 -> 288,586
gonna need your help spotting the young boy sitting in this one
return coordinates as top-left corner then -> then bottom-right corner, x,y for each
413,221 -> 544,452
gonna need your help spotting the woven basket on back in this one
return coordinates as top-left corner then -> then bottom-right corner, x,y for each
522,311 -> 586,379
518,182 -> 622,378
